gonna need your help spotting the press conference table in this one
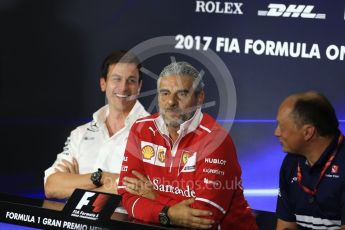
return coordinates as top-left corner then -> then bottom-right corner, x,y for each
0,193 -> 276,229
0,192 -> 175,230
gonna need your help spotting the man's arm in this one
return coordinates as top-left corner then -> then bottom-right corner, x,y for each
276,219 -> 297,230
45,157 -> 95,198
118,126 -> 168,222
44,172 -> 96,199
45,159 -> 119,198
123,170 -> 214,229
118,126 -> 233,228
44,130 -> 84,199
92,172 -> 119,194
45,171 -> 119,198
185,131 -> 249,228
118,125 -> 212,227
276,155 -> 297,227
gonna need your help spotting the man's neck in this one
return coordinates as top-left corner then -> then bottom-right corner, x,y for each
168,126 -> 179,143
106,106 -> 132,137
304,136 -> 335,166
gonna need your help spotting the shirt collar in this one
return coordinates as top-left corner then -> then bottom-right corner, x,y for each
154,108 -> 203,138
124,100 -> 147,127
92,100 -> 147,127
93,104 -> 109,124
308,130 -> 341,170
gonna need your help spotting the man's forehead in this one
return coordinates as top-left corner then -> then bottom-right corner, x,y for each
159,75 -> 194,89
277,102 -> 294,121
108,63 -> 139,74
108,63 -> 139,78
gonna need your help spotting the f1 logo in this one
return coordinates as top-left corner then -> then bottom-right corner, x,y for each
75,191 -> 95,210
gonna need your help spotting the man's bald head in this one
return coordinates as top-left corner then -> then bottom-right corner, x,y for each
284,91 -> 339,137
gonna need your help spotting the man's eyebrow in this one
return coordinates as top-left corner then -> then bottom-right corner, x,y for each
176,89 -> 189,93
109,74 -> 121,78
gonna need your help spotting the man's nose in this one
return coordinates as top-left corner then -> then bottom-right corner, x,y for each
118,80 -> 129,92
167,94 -> 178,107
274,126 -> 281,137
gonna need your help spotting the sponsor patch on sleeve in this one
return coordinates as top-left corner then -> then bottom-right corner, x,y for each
141,141 -> 167,167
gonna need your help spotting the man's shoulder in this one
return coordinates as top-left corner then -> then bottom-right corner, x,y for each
200,113 -> 228,135
338,137 -> 345,157
131,101 -> 150,118
73,119 -> 102,134
135,113 -> 159,124
73,105 -> 107,133
281,154 -> 301,170
198,113 -> 236,152
129,114 -> 159,133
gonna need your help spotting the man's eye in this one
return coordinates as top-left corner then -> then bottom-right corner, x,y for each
111,77 -> 121,82
178,92 -> 188,97
128,79 -> 137,84
160,92 -> 168,96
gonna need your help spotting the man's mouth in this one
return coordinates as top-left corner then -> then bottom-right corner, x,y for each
115,93 -> 128,98
165,109 -> 181,115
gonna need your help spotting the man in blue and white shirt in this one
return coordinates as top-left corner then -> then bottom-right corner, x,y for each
44,51 -> 149,199
275,91 -> 345,230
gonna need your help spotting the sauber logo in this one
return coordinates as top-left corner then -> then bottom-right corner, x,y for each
258,4 -> 326,19
331,165 -> 339,174
142,145 -> 155,160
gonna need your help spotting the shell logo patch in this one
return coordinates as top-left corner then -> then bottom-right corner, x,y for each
142,145 -> 155,160
141,141 -> 167,167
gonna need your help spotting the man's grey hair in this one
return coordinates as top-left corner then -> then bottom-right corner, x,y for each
157,61 -> 205,94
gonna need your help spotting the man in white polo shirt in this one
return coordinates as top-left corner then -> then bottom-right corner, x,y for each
44,50 -> 149,199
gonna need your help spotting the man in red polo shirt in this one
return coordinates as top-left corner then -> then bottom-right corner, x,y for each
118,61 -> 257,229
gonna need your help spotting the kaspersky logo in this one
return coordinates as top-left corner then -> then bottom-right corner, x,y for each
258,4 -> 326,19
75,192 -> 110,213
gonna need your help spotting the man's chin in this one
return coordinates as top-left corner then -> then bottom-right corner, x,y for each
164,119 -> 183,128
282,148 -> 295,154
109,101 -> 134,112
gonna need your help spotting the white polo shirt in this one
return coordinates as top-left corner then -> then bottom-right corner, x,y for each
44,101 -> 149,183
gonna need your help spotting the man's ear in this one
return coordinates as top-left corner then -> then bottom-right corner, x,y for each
100,77 -> 106,92
303,125 -> 316,141
197,90 -> 205,106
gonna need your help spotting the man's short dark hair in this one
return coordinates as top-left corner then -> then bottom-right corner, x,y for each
292,93 -> 339,137
100,50 -> 142,81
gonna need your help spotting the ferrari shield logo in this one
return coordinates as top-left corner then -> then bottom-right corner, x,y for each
182,151 -> 191,165
178,150 -> 196,175
158,148 -> 166,163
